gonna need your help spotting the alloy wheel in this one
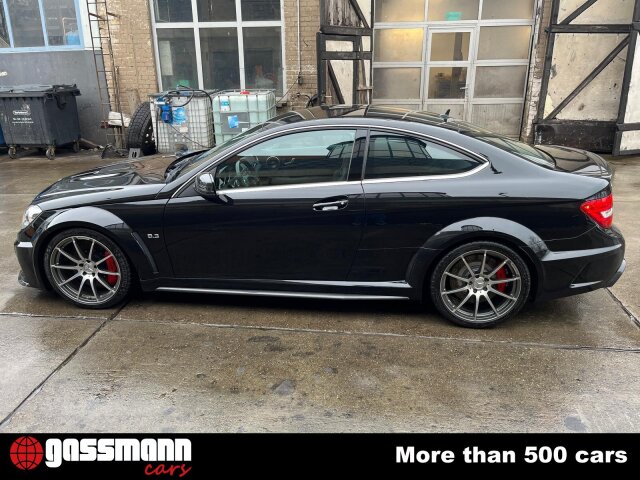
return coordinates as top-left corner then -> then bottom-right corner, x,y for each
49,235 -> 121,305
439,249 -> 522,324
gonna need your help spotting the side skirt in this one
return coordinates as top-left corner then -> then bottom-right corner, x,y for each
155,287 -> 410,301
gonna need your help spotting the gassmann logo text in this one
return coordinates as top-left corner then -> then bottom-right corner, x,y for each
44,438 -> 191,468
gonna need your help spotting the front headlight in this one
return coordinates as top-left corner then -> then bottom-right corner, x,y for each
21,205 -> 42,229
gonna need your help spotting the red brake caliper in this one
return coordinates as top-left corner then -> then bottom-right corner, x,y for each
495,267 -> 507,293
104,252 -> 118,285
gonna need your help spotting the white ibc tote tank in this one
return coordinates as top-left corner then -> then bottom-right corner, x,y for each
212,90 -> 277,145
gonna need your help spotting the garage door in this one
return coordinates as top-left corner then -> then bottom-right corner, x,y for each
372,0 -> 536,137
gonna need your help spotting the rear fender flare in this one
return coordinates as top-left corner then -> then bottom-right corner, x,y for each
406,217 -> 548,301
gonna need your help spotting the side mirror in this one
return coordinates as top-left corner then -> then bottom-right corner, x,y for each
194,172 -> 217,198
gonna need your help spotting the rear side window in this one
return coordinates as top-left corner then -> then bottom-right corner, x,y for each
364,132 -> 480,180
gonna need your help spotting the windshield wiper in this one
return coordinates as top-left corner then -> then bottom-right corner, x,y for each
164,158 -> 191,182
164,150 -> 207,182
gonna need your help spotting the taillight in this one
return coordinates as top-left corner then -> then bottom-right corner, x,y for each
581,193 -> 613,229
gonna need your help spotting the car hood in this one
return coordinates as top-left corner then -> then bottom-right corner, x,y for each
34,157 -> 175,201
536,145 -> 613,180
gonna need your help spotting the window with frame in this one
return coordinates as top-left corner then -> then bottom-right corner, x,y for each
152,0 -> 284,95
214,129 -> 357,190
364,132 -> 480,179
0,0 -> 82,50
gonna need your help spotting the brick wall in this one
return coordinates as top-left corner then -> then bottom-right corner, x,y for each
282,0 -> 320,109
521,0 -> 552,142
99,0 -> 319,114
98,0 -> 158,115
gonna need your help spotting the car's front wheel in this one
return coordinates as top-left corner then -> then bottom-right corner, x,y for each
44,228 -> 132,309
430,241 -> 531,328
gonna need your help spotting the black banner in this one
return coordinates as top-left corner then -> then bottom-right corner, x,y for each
1,433 -> 637,476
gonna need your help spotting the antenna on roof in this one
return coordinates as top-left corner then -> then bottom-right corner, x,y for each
440,109 -> 451,123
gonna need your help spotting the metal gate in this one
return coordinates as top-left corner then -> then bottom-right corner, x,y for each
535,0 -> 640,153
614,1 -> 640,154
317,0 -> 373,105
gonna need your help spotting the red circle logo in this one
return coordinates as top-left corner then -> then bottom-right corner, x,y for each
9,436 -> 43,470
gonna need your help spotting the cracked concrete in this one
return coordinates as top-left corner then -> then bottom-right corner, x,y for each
0,150 -> 638,432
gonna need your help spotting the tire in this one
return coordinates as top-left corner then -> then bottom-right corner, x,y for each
126,102 -> 156,155
429,241 -> 531,328
44,228 -> 132,309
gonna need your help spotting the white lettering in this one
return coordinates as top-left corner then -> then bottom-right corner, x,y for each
43,438 -> 192,468
97,439 -> 114,461
175,439 -> 192,462
114,439 -> 140,462
396,446 -> 454,464
45,439 -> 62,468
79,439 -> 97,461
396,446 -> 415,463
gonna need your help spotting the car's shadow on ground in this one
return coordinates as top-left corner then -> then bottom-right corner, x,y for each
5,285 -> 638,350
137,289 -> 433,317
1,278 -> 626,342
125,289 -> 558,329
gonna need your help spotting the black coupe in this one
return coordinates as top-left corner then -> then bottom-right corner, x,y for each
15,106 -> 625,327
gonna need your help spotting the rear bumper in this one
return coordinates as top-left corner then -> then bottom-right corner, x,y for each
604,258 -> 626,288
536,239 -> 625,302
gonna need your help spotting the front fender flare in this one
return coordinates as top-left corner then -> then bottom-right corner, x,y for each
406,217 -> 548,301
32,206 -> 157,283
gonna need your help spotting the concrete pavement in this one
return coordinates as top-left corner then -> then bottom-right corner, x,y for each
609,157 -> 640,322
0,150 -> 638,432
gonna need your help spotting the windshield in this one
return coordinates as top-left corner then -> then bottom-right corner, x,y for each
169,124 -> 266,180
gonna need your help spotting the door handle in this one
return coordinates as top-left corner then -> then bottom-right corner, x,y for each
313,199 -> 349,211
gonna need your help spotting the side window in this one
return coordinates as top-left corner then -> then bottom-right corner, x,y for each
214,129 -> 356,190
364,132 -> 480,180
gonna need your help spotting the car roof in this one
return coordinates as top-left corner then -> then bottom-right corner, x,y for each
268,105 -> 495,136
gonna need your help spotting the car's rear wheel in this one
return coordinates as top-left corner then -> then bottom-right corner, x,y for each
44,228 -> 132,309
430,241 -> 530,328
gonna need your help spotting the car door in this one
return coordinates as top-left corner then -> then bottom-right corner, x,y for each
163,128 -> 366,281
349,130 -> 484,282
